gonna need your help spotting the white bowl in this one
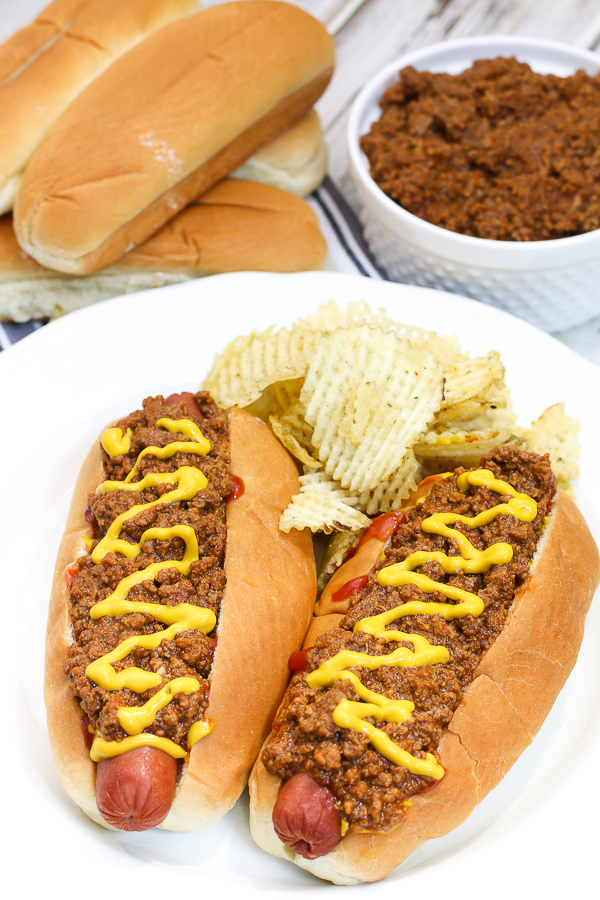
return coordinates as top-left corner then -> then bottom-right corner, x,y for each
348,36 -> 600,332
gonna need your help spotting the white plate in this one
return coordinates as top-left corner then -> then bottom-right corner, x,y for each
2,271 -> 599,899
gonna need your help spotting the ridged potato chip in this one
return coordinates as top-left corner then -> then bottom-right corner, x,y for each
517,402 -> 580,491
442,351 -> 506,409
269,406 -> 321,469
203,300 -> 580,542
203,326 -> 322,408
280,473 -> 370,534
356,449 -> 421,515
296,300 -> 461,366
301,324 -> 444,493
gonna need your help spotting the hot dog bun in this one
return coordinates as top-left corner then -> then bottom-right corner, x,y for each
45,401 -> 316,831
15,2 -> 335,274
249,487 -> 600,883
0,0 -> 199,215
231,110 -> 328,197
0,179 -> 327,322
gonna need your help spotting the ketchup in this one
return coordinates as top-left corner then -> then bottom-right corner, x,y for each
226,475 -> 245,502
79,715 -> 95,752
331,575 -> 368,605
65,564 -> 78,589
165,391 -> 204,420
341,511 -> 408,567
288,647 -> 314,673
413,768 -> 445,794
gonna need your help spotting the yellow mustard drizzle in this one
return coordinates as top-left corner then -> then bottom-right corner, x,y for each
307,470 -> 538,781
84,417 -> 216,761
102,427 -> 132,457
122,417 -> 210,483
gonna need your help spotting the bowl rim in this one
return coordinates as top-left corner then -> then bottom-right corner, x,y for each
347,35 -> 600,258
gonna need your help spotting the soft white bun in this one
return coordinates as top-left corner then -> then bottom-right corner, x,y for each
249,490 -> 600,883
14,2 -> 335,274
232,110 -> 327,196
0,180 -> 327,321
45,405 -> 316,831
0,0 -> 199,214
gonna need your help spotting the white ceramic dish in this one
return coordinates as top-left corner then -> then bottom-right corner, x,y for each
348,36 -> 600,333
3,272 -> 599,899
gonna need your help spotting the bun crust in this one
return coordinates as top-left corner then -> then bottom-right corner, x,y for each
44,405 -> 316,831
249,490 -> 600,883
15,2 -> 334,274
0,0 -> 198,214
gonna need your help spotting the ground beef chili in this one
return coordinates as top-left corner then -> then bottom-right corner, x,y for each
360,57 -> 600,241
262,447 -> 556,833
64,391 -> 231,751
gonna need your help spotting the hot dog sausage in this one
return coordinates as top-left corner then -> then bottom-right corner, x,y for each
272,773 -> 341,859
164,392 -> 204,420
96,747 -> 177,831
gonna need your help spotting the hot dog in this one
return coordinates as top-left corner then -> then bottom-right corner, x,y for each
249,447 -> 600,883
45,390 -> 315,831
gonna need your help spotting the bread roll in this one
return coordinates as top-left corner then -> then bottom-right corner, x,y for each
15,2 -> 335,275
0,180 -> 327,321
232,110 -> 328,196
0,0 -> 198,215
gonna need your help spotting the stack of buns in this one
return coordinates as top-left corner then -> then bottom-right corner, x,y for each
0,0 -> 334,322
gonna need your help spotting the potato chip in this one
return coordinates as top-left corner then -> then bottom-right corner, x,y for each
297,472 -> 365,503
203,326 -> 322,408
301,324 -> 444,492
413,429 -> 522,469
317,529 -> 364,595
280,472 -> 371,534
297,300 -> 461,366
518,402 -> 580,491
295,299 -> 397,334
431,386 -> 517,434
246,377 -> 304,422
442,351 -> 506,409
356,449 -> 421,515
269,409 -> 321,469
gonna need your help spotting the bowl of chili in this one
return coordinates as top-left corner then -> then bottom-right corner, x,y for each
348,35 -> 600,332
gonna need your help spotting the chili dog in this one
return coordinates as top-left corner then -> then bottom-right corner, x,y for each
249,447 -> 600,883
45,390 -> 315,831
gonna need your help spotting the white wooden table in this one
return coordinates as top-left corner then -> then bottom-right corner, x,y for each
3,0 -> 600,362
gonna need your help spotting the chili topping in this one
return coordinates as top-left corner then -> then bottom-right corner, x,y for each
64,392 -> 231,761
